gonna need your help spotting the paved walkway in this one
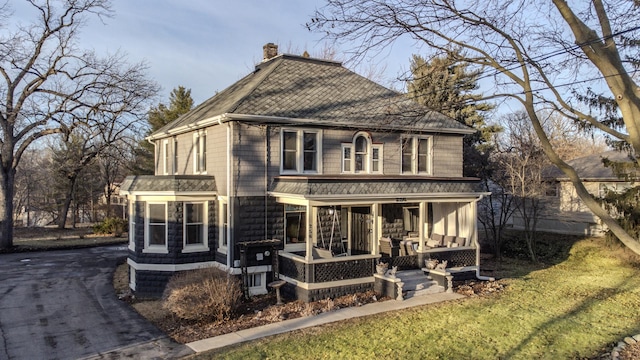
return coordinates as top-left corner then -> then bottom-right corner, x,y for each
187,292 -> 464,353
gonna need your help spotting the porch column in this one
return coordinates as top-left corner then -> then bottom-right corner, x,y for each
418,201 -> 426,251
306,205 -> 316,261
372,203 -> 380,255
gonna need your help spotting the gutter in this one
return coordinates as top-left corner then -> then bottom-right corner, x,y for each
146,112 -> 476,141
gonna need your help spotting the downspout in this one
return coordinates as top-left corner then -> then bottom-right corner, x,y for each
265,125 -> 269,241
218,117 -> 233,269
473,194 -> 495,282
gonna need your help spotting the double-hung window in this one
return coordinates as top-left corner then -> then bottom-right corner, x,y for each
218,199 -> 228,251
194,131 -> 207,173
281,129 -> 321,174
145,203 -> 167,253
183,202 -> 208,252
162,140 -> 170,175
342,132 -> 383,174
401,136 -> 432,175
172,138 -> 178,174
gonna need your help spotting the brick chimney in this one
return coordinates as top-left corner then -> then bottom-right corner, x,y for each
263,43 -> 278,60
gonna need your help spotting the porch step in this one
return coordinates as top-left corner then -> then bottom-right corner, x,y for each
395,270 -> 444,299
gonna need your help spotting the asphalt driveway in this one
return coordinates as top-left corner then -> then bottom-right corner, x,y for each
0,245 -> 192,360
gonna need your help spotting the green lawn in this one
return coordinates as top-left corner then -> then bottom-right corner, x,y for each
191,237 -> 640,359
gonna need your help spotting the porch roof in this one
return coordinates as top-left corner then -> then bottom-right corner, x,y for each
269,176 -> 486,200
120,175 -> 217,194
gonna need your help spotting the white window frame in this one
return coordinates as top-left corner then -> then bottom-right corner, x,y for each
128,201 -> 135,251
193,131 -> 207,174
172,137 -> 179,174
144,202 -> 168,254
218,198 -> 228,252
401,135 -> 432,175
162,139 -> 170,175
280,128 -> 322,174
341,132 -> 383,174
182,201 -> 209,253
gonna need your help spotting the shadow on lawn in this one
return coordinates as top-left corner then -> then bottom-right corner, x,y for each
502,275 -> 636,359
480,231 -> 587,279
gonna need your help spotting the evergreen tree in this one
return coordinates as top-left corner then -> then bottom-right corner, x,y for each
407,52 -> 500,176
130,86 -> 194,175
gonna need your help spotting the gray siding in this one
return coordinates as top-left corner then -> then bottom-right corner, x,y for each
154,124 -> 228,193
432,134 -> 463,177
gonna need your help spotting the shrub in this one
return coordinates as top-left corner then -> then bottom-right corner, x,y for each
93,217 -> 127,236
162,267 -> 243,322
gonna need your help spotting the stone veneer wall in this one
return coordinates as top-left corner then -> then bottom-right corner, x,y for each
381,203 -> 411,240
235,196 -> 283,245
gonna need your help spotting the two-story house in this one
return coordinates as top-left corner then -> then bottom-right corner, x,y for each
121,43 -> 488,301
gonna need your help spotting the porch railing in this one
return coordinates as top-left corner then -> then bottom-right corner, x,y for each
279,252 -> 377,283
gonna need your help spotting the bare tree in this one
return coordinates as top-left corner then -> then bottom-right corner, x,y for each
309,0 -> 640,254
0,0 -> 158,248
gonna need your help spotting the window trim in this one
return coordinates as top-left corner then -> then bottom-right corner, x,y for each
280,128 -> 322,174
182,201 -> 209,253
162,139 -> 170,175
401,135 -> 432,175
341,132 -> 383,174
128,201 -> 135,251
144,202 -> 168,254
193,131 -> 207,174
172,137 -> 178,174
218,198 -> 228,253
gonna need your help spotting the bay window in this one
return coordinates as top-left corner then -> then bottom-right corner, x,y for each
183,202 -> 208,251
145,203 -> 167,252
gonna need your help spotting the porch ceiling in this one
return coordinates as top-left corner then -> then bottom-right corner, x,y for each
269,176 -> 486,200
120,175 -> 217,194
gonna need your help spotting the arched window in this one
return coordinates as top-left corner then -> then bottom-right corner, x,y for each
354,135 -> 368,172
342,132 -> 383,174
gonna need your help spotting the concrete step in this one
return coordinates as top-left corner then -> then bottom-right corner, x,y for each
394,270 -> 445,299
405,285 -> 445,299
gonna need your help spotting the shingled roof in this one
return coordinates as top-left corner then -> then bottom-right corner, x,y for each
545,150 -> 637,181
150,52 -> 472,139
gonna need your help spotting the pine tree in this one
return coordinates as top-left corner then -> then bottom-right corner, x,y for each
407,52 -> 499,176
130,86 -> 194,175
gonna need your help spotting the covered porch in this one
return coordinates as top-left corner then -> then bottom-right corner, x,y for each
269,176 -> 488,301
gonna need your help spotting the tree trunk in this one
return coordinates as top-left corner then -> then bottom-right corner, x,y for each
57,175 -> 78,229
0,168 -> 15,250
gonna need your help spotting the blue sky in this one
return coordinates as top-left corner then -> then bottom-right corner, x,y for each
12,0 -> 417,104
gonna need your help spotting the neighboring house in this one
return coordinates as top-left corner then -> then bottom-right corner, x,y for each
121,43 -> 488,301
513,150 -> 635,236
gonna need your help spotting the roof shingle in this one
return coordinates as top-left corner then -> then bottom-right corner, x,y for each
152,54 -> 471,137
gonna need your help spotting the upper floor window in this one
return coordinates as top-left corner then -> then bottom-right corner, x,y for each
162,140 -> 170,175
281,129 -> 321,174
173,138 -> 178,174
402,136 -> 431,175
342,132 -> 383,174
194,131 -> 207,173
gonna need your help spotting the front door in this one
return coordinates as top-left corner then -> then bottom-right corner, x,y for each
351,206 -> 372,255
